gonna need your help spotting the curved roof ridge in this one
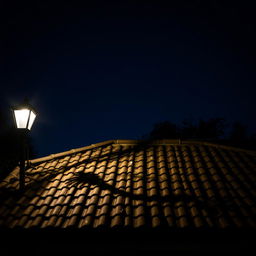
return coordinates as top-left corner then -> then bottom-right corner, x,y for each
30,139 -> 256,164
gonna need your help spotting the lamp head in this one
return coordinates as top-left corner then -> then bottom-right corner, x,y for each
12,99 -> 37,130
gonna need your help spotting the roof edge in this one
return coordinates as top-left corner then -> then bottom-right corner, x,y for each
30,139 -> 256,164
30,140 -> 115,164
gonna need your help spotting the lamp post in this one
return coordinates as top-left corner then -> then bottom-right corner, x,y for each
12,100 -> 37,191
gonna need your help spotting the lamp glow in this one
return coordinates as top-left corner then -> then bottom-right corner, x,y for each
13,101 -> 37,130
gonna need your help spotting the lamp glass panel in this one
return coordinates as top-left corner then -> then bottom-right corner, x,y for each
28,111 -> 36,130
14,109 -> 30,129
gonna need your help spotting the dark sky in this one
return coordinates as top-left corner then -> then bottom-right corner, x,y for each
2,1 -> 256,157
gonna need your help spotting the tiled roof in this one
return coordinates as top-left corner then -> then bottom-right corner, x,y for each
0,139 -> 256,229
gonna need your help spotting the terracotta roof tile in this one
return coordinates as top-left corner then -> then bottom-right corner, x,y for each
0,140 -> 256,229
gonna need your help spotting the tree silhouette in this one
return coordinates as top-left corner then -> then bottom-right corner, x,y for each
182,118 -> 225,140
229,122 -> 248,142
149,121 -> 179,140
148,118 -> 225,141
147,118 -> 256,150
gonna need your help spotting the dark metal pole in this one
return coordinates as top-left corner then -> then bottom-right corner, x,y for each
19,130 -> 27,191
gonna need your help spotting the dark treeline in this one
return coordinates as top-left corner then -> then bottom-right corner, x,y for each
146,118 -> 256,151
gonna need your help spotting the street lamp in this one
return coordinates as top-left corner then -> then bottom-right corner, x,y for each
12,100 -> 37,191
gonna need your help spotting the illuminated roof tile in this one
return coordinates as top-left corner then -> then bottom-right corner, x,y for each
0,139 -> 256,229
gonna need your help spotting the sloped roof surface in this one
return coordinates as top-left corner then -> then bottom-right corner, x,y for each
0,140 -> 256,229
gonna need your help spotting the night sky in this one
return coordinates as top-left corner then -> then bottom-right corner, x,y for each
2,1 -> 256,157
